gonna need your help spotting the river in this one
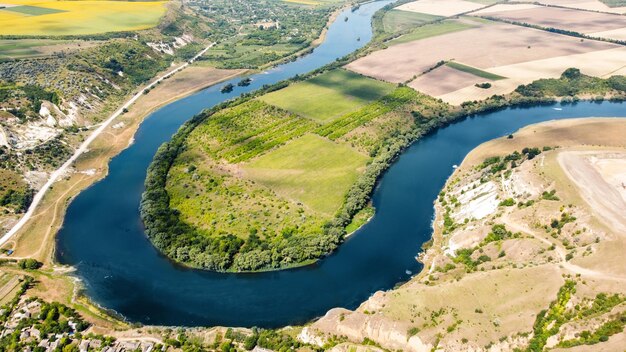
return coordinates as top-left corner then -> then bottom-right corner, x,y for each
55,1 -> 626,328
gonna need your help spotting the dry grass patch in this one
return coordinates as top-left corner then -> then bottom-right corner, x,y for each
517,0 -> 626,14
474,5 -> 626,41
409,64 -> 488,96
396,0 -> 485,17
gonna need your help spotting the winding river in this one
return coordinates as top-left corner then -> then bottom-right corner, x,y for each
55,1 -> 626,328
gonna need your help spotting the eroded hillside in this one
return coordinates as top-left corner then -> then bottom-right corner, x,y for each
301,118 -> 626,351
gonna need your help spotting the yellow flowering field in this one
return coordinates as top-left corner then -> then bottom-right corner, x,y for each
0,0 -> 167,36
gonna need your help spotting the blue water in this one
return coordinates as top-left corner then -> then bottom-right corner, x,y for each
55,1 -> 626,328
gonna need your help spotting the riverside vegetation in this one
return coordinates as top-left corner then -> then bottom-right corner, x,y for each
0,0 -> 351,234
0,262 -> 316,352
141,67 -> 626,272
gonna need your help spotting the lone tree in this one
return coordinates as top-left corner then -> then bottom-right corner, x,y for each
562,68 -> 581,80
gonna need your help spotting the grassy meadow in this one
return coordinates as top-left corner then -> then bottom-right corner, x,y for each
259,69 -> 395,123
390,19 -> 475,45
244,134 -> 368,215
0,0 -> 166,36
446,61 -> 506,80
382,9 -> 442,34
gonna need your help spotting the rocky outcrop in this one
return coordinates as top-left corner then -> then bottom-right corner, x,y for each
303,308 -> 432,352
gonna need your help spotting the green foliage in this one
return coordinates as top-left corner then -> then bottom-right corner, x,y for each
142,64 -> 626,272
260,69 -> 395,123
522,147 -> 541,160
255,329 -> 318,352
499,198 -> 515,207
453,248 -> 490,270
446,61 -> 506,81
316,86 -> 417,139
516,69 -> 626,98
541,190 -> 559,201
526,280 -> 576,352
407,326 -> 420,336
550,212 -> 576,234
188,100 -> 318,163
197,0 -> 334,69
381,10 -> 442,34
578,293 -> 625,318
0,82 -> 59,116
0,187 -> 33,213
78,40 -> 172,85
558,312 -> 626,348
17,259 -> 42,270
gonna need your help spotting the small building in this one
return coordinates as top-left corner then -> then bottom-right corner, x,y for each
38,339 -> 50,348
79,340 -> 90,352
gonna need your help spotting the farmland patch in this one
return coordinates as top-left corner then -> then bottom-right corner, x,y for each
259,69 -> 395,123
244,134 -> 368,215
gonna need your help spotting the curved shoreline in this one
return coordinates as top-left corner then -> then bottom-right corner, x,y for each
0,42 -> 216,250
3,0 -> 357,263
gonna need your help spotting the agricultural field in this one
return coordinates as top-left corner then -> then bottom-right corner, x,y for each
348,21 -> 615,84
0,272 -> 21,305
259,69 -> 395,123
166,145 -> 327,243
161,95 -> 384,270
145,77 -> 458,271
444,61 -> 505,80
347,15 -> 626,104
0,39 -> 98,60
409,64 -> 495,96
244,134 -> 368,215
381,9 -> 442,34
472,4 -> 626,41
184,100 -> 318,163
396,0 -> 485,17
517,0 -> 626,14
388,18 -> 477,45
0,0 -> 167,36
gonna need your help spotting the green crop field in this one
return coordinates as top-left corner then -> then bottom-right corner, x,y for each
446,61 -> 506,80
0,1 -> 166,36
3,5 -> 65,16
390,19 -> 475,45
382,9 -> 442,34
244,134 -> 368,215
259,69 -> 395,123
186,100 -> 319,163
599,0 -> 626,7
166,148 -> 326,242
0,39 -> 79,60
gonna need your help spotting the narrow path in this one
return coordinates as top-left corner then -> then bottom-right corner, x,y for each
501,214 -> 626,283
0,43 -> 215,248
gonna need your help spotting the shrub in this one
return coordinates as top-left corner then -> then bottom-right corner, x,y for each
17,259 -> 42,270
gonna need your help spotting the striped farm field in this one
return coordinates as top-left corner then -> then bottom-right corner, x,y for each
259,69 -> 396,123
0,0 -> 167,36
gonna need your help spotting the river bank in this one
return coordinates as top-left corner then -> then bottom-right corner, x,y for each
303,117 -> 626,351
0,65 -> 243,328
0,1 -> 395,328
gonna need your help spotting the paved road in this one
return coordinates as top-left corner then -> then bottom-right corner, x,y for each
0,43 -> 215,248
